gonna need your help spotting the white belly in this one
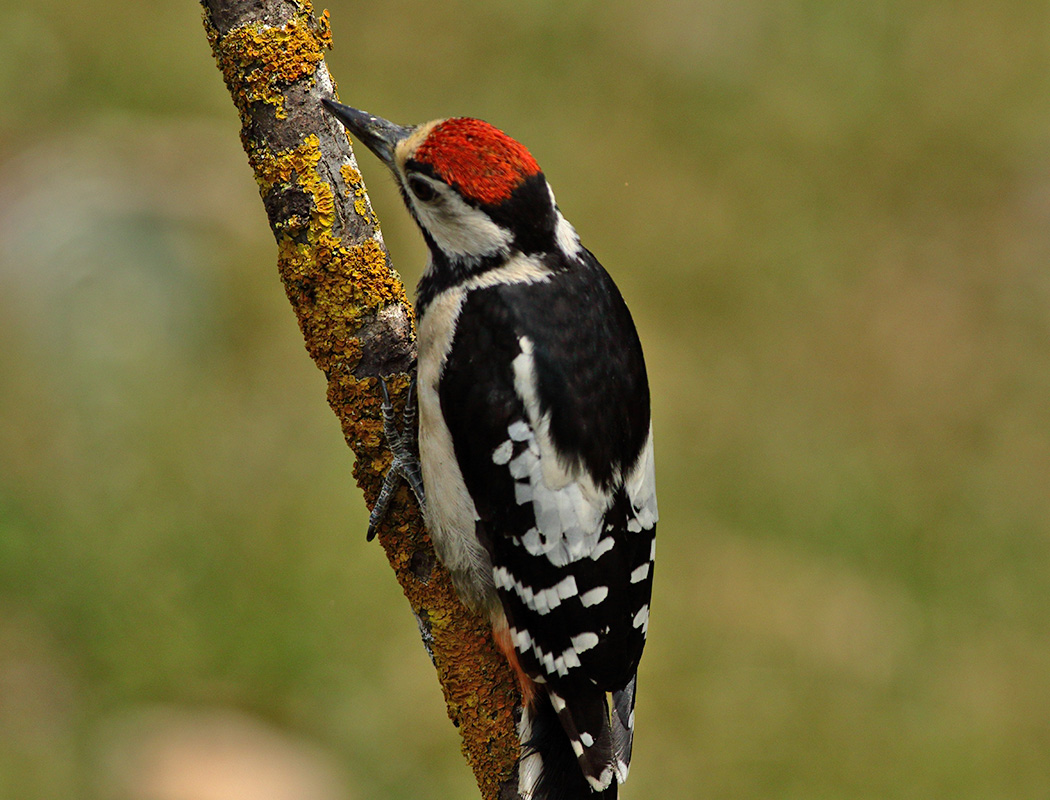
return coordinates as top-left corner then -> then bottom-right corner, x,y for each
416,287 -> 494,608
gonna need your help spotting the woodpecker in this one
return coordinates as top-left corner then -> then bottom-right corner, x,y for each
323,98 -> 657,800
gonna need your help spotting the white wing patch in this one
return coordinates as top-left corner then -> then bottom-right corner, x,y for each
629,563 -> 650,584
579,586 -> 609,607
510,625 -> 596,677
632,604 -> 650,634
506,336 -> 613,567
491,439 -> 513,465
494,567 -> 579,616
570,632 -> 600,654
589,536 -> 616,560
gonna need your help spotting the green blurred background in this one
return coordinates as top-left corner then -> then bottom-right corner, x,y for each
2,1 -> 1050,797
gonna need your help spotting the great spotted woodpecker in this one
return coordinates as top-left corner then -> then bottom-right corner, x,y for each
323,99 -> 657,800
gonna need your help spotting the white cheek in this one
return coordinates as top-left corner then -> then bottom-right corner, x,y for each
412,190 -> 512,259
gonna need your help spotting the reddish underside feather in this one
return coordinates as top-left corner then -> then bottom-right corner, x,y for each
492,623 -> 539,707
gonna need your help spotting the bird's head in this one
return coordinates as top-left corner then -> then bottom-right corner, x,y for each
322,99 -> 580,273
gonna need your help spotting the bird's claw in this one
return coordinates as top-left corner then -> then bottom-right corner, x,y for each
366,375 -> 425,541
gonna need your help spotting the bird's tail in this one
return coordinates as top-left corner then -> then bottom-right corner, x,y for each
518,682 -> 632,800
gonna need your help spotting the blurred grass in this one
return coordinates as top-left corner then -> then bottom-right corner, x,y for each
2,0 -> 1050,797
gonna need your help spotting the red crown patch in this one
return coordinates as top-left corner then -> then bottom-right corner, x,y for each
414,118 -> 541,206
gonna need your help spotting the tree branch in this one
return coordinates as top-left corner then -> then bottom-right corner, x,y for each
200,2 -> 521,796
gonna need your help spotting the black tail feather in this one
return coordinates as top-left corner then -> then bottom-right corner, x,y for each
611,675 -> 637,781
523,689 -> 617,800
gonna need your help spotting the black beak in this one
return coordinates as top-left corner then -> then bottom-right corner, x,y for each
322,99 -> 412,168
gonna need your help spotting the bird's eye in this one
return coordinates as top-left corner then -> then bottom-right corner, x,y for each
408,175 -> 438,203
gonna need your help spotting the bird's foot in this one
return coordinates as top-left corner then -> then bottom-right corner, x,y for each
367,376 -> 426,541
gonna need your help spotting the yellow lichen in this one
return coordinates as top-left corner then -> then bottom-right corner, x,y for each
340,163 -> 362,188
209,6 -> 330,118
249,131 -> 407,373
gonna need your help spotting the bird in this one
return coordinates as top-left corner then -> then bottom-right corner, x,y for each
323,98 -> 657,800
